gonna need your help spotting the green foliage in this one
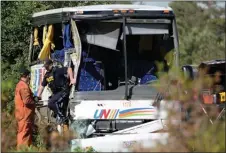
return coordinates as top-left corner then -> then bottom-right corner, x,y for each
1,112 -> 17,151
73,146 -> 96,152
33,129 -> 46,149
169,1 -> 225,66
188,121 -> 225,152
140,63 -> 225,152
1,55 -> 30,113
1,78 -> 14,113
9,145 -> 47,152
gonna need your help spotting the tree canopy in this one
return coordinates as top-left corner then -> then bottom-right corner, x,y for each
169,1 -> 225,65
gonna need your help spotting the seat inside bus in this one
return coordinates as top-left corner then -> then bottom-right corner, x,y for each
78,49 -> 106,91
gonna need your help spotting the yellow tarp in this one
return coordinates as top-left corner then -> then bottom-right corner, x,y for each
42,25 -> 47,44
38,25 -> 55,60
33,28 -> 39,46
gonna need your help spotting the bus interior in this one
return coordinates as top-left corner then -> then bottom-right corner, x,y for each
30,18 -> 175,99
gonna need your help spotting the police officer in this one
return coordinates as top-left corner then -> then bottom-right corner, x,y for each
37,59 -> 75,124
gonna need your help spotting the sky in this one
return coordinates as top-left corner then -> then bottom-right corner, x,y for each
133,1 -> 171,7
133,1 -> 225,8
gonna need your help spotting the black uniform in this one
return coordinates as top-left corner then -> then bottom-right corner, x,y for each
42,66 -> 70,119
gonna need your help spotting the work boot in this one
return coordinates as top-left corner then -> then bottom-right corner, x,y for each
56,115 -> 61,125
60,116 -> 68,124
56,115 -> 68,125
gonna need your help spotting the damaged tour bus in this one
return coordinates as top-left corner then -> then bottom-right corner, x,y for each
29,4 -> 180,152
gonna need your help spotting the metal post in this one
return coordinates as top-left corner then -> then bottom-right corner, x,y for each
216,108 -> 225,121
225,1 -> 226,91
172,18 -> 179,67
123,16 -> 128,100
28,29 -> 33,63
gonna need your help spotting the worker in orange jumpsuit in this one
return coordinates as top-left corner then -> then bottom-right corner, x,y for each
14,68 -> 36,150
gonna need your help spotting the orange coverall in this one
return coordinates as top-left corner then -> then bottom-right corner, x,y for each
14,80 -> 35,150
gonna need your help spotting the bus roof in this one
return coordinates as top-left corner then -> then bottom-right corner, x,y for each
201,59 -> 225,65
32,4 -> 173,18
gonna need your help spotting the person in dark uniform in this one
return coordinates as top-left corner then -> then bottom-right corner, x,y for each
37,59 -> 75,124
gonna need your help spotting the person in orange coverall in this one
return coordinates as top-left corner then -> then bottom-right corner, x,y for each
14,68 -> 36,150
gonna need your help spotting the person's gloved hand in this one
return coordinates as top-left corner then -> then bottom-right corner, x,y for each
34,96 -> 41,103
